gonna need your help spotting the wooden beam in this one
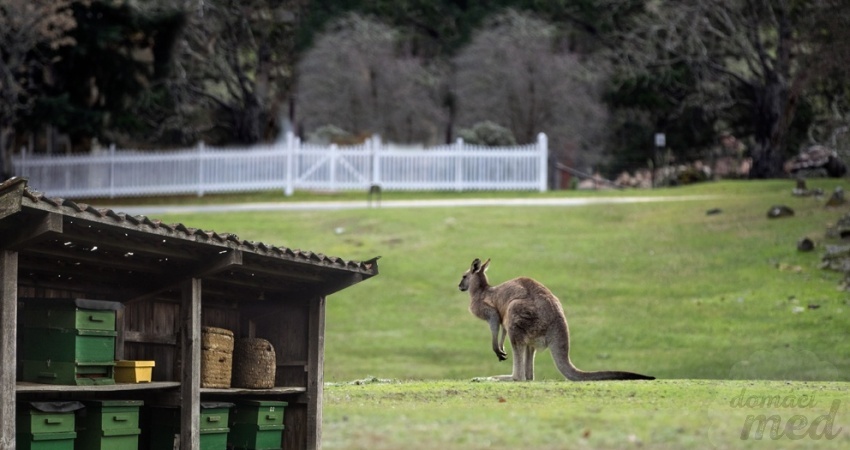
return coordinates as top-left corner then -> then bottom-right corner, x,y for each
0,178 -> 25,221
21,246 -> 161,273
17,258 -> 149,292
125,250 -> 243,303
180,278 -> 202,450
0,212 -> 62,250
0,250 -> 18,450
305,296 -> 326,450
195,249 -> 243,278
115,306 -> 125,360
124,330 -> 177,346
59,230 -> 196,261
238,256 -> 326,283
315,272 -> 365,297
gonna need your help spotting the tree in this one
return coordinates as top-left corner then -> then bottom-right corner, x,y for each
609,0 -> 850,177
163,0 -> 306,145
20,1 -> 184,150
296,13 -> 446,144
0,0 -> 76,177
453,10 -> 609,167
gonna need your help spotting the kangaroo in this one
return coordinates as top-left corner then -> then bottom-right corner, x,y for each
458,258 -> 654,381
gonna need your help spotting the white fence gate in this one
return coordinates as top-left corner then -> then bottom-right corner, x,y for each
11,132 -> 548,199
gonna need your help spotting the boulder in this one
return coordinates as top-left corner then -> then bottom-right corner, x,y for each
767,205 -> 795,219
825,187 -> 846,208
797,237 -> 815,252
785,145 -> 847,178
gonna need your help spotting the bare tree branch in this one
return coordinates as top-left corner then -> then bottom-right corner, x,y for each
453,10 -> 609,167
296,13 -> 446,145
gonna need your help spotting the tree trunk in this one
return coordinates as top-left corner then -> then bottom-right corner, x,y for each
749,79 -> 789,178
0,126 -> 12,180
233,97 -> 264,144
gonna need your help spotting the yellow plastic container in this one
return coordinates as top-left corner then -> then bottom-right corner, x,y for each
114,360 -> 155,383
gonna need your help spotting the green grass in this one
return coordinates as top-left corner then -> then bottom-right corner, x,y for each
322,379 -> 850,449
92,180 -> 850,448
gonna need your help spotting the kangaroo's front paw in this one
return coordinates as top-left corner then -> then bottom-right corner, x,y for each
494,348 -> 508,361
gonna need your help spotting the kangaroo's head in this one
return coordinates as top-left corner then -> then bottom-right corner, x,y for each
458,258 -> 490,292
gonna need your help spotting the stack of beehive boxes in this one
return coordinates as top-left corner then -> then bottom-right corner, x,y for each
20,299 -> 121,385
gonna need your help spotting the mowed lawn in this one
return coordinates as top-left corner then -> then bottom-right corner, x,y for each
133,180 -> 850,448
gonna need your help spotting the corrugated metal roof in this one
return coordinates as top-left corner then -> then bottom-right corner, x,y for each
0,177 -> 378,300
3,177 -> 378,273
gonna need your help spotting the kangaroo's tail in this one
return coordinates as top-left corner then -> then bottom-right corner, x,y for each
548,323 -> 655,381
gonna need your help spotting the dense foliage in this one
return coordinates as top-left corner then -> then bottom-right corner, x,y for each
2,0 -> 849,178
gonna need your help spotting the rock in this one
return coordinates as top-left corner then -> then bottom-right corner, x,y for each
792,178 -> 824,197
797,237 -> 815,252
785,145 -> 848,178
792,178 -> 808,196
767,205 -> 795,219
825,187 -> 846,207
826,212 -> 850,238
821,244 -> 850,272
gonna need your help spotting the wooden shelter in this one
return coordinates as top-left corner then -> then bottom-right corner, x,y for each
0,177 -> 379,450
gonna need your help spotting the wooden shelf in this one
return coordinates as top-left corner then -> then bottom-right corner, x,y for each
17,382 -> 306,396
17,381 -> 181,393
200,386 -> 306,395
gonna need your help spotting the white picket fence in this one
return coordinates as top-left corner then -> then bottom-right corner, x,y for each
11,132 -> 548,199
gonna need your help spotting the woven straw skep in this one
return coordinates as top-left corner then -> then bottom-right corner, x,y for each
201,350 -> 232,388
201,327 -> 234,388
202,326 -> 235,352
232,338 -> 276,389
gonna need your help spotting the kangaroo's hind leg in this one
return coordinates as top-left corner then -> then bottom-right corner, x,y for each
476,340 -> 526,382
510,338 -> 529,381
524,346 -> 536,381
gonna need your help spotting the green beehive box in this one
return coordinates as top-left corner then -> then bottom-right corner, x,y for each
22,328 -> 117,363
17,404 -> 80,434
15,432 -> 77,450
228,423 -> 285,450
16,402 -> 84,450
228,401 -> 287,450
75,400 -> 142,450
229,401 -> 287,426
20,299 -> 120,331
148,403 -> 232,450
22,360 -> 115,386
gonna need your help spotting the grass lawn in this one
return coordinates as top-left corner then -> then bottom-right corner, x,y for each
93,179 -> 850,448
322,379 -> 850,449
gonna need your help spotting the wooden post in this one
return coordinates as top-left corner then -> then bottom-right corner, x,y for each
537,132 -> 548,192
329,144 -> 338,193
306,296 -> 326,450
180,278 -> 202,450
284,132 -> 295,197
197,142 -> 206,197
455,138 -> 464,192
115,306 -> 125,361
0,250 -> 18,450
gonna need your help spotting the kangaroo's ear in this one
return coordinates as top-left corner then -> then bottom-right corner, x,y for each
481,258 -> 491,272
471,258 -> 481,272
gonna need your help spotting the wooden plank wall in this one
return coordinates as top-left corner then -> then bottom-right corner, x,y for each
1,250 -> 18,450
124,301 -> 180,381
121,301 -> 241,382
252,298 -> 311,450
